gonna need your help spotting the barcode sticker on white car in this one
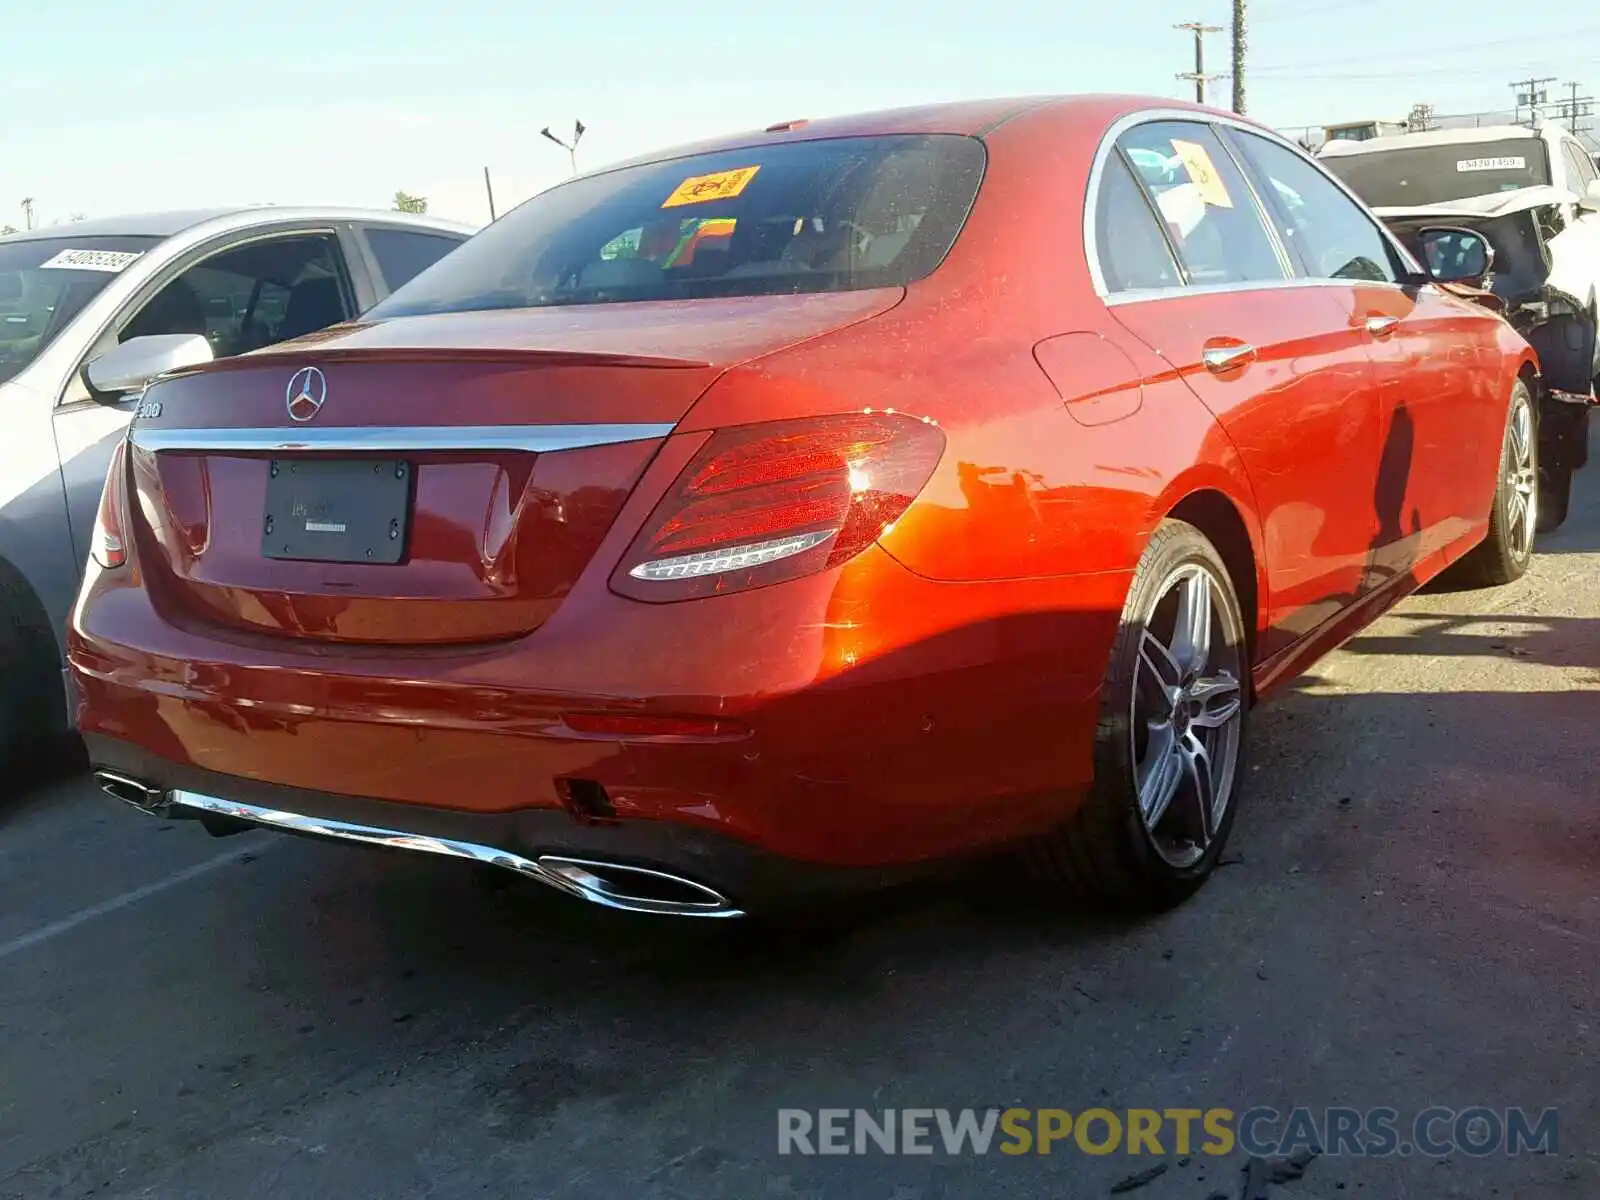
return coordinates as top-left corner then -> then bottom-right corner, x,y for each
1456,157 -> 1526,172
37,248 -> 144,273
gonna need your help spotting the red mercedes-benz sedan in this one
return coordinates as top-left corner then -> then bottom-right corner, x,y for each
71,96 -> 1540,918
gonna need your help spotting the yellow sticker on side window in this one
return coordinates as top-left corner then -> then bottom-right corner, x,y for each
1170,140 -> 1234,208
662,165 -> 761,208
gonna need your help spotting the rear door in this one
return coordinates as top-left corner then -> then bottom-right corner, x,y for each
1226,127 -> 1504,582
1100,118 -> 1385,663
1551,140 -> 1600,370
53,225 -> 365,573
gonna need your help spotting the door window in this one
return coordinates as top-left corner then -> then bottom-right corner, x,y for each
1094,152 -> 1183,292
363,227 -> 466,292
1562,141 -> 1597,190
1228,129 -> 1401,284
1115,121 -> 1287,286
118,233 -> 352,359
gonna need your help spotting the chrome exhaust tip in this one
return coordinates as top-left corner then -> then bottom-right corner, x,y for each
93,769 -> 171,815
536,856 -> 745,919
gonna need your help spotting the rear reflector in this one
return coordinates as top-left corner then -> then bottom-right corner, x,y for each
612,410 -> 943,601
91,440 -> 129,570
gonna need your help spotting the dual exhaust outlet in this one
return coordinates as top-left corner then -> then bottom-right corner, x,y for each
93,769 -> 744,919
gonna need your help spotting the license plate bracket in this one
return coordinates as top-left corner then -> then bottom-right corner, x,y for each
261,458 -> 412,564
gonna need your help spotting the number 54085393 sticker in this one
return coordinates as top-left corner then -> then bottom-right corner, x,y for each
38,248 -> 145,273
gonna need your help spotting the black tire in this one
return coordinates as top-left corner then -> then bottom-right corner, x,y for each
1538,461 -> 1572,533
0,575 -> 72,793
1026,519 -> 1250,913
1464,380 -> 1539,584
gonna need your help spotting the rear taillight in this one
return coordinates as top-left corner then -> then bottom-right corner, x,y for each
612,410 -> 944,602
91,440 -> 128,570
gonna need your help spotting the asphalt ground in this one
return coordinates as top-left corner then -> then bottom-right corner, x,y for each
2,426 -> 1597,1199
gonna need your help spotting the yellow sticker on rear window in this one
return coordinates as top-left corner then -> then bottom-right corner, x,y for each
662,165 -> 761,208
1170,140 -> 1234,209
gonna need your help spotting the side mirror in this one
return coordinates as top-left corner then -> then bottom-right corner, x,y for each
82,333 -> 213,400
1580,180 -> 1600,213
1416,226 -> 1494,285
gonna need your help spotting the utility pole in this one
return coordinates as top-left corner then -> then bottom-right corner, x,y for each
20,198 -> 34,230
1559,81 -> 1594,134
1175,21 -> 1223,105
1510,76 -> 1556,125
540,120 -> 586,175
1230,0 -> 1247,114
483,166 -> 497,222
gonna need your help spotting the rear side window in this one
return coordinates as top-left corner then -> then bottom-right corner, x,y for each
1117,121 -> 1286,286
365,228 -> 466,292
1095,153 -> 1182,292
370,134 -> 987,317
1228,130 -> 1400,284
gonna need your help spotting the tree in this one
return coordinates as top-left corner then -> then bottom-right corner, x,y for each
0,225 -> 15,236
393,191 -> 428,214
70,213 -> 87,222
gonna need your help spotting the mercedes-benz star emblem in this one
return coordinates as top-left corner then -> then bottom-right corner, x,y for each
286,366 -> 327,423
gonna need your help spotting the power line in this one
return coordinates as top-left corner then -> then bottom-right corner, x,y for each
1174,21 -> 1224,104
1227,61 -> 1590,86
1247,28 -> 1600,76
1251,0 -> 1383,23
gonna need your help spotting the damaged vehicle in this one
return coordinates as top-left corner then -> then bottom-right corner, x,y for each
1320,124 -> 1600,527
1374,188 -> 1597,528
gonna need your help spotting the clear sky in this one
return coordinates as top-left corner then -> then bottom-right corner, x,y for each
3,0 -> 1598,228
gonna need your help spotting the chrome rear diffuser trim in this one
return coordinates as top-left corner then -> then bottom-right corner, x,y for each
93,771 -> 743,918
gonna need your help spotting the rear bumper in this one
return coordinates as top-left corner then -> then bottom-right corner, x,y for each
71,544 -> 1130,879
87,739 -> 923,915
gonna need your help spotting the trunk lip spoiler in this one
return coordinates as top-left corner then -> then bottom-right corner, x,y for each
127,423 -> 678,454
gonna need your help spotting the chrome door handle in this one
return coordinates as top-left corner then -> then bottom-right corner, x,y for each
1365,315 -> 1400,337
1201,343 -> 1257,373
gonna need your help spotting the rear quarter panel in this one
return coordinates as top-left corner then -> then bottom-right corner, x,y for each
681,99 -> 1265,601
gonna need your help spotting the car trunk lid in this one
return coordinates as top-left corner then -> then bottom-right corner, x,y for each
124,290 -> 902,645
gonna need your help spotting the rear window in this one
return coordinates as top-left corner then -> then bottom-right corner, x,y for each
1322,137 -> 1551,207
370,134 -> 986,317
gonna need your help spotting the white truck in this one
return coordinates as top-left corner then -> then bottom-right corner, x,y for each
1321,123 -> 1600,524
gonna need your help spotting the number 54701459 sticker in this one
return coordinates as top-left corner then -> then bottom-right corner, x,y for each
1170,140 -> 1234,209
662,165 -> 761,208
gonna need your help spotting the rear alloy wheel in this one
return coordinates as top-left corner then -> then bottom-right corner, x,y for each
1466,380 -> 1538,583
1028,520 -> 1248,911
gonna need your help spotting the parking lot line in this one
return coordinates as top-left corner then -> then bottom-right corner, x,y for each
0,839 -> 272,964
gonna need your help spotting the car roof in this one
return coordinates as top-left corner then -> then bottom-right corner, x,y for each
0,205 -> 476,244
584,94 -> 1227,177
1319,124 -> 1546,157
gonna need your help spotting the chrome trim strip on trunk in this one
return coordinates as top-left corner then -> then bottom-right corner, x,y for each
128,423 -> 677,454
162,789 -> 745,918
